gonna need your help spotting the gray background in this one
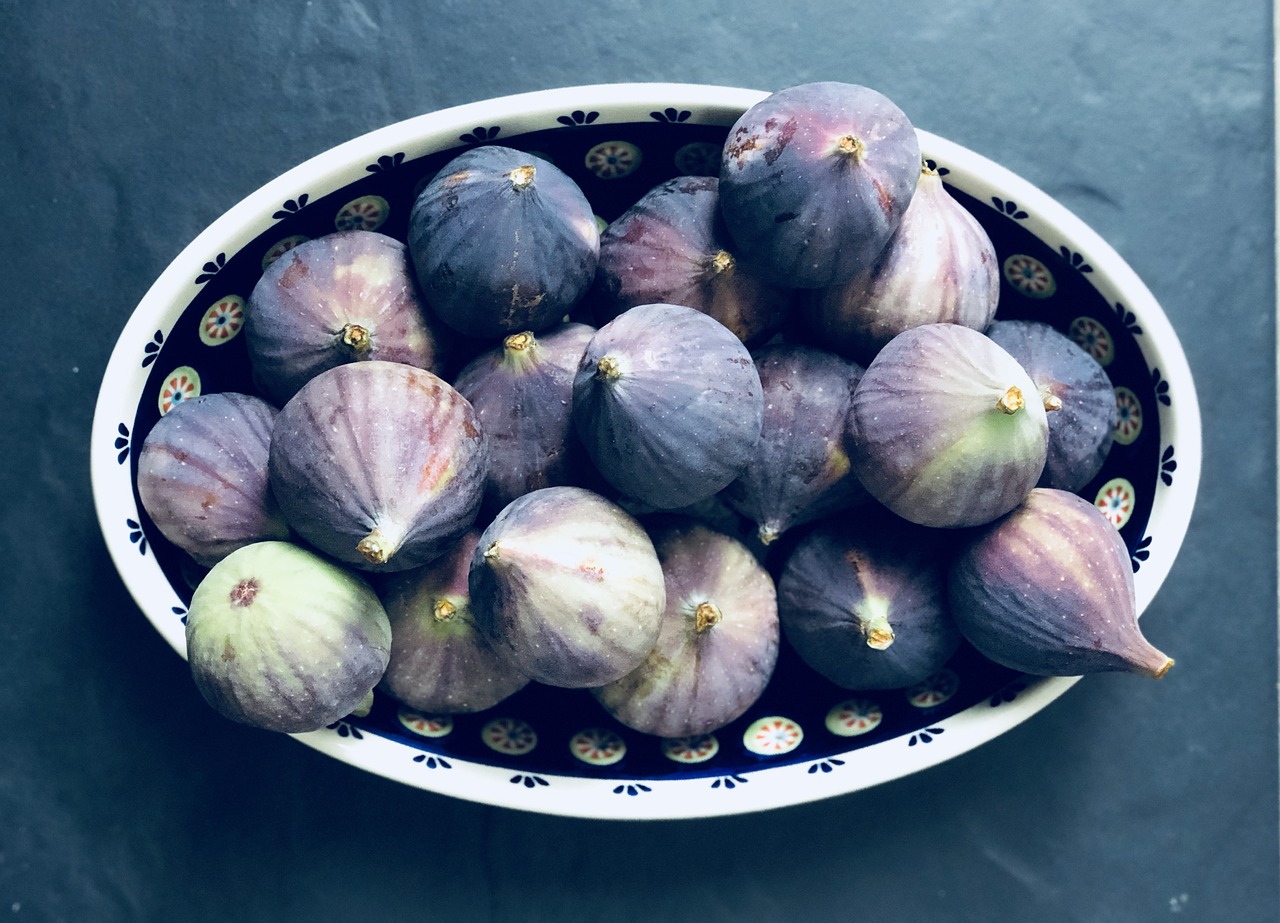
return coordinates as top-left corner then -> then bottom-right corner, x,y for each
2,1 -> 1274,921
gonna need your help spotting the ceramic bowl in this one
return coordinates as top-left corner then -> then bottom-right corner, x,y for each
91,83 -> 1201,820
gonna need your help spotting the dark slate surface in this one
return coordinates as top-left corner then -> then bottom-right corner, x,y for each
2,2 -> 1274,921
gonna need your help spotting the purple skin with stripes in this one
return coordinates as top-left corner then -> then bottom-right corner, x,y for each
137,392 -> 291,567
268,360 -> 488,573
948,488 -> 1173,678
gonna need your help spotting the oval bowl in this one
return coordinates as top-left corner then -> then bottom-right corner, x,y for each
91,83 -> 1201,820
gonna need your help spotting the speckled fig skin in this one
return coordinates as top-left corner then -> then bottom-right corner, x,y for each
245,230 -> 446,404
591,176 -> 790,345
572,303 -> 764,510
777,509 -> 959,690
798,163 -> 1000,364
469,487 -> 665,689
137,392 -> 291,566
185,541 -> 392,733
378,530 -> 529,713
269,360 -> 487,573
408,145 -> 600,338
592,519 -> 778,737
452,322 -> 596,515
719,81 -> 921,288
986,319 -> 1116,492
948,488 -> 1173,678
721,344 -> 870,546
848,323 -> 1049,528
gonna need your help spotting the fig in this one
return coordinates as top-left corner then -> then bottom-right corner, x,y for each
137,392 -> 291,566
408,145 -> 600,338
245,230 -> 445,404
378,530 -> 530,713
718,81 -> 921,288
948,488 -> 1173,678
721,343 -> 870,546
777,510 -> 960,690
986,319 -> 1116,491
268,360 -> 487,572
572,303 -> 764,510
592,519 -> 779,737
848,323 -> 1049,528
452,322 -> 595,514
798,162 -> 1000,364
591,176 -> 789,344
469,487 -> 665,689
185,540 -> 392,733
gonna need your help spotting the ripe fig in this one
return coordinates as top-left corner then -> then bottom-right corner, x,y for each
592,175 -> 789,344
986,319 -> 1116,491
572,303 -> 764,510
718,81 -> 921,288
592,519 -> 779,737
268,360 -> 487,572
721,343 -> 870,546
378,530 -> 529,713
798,162 -> 1000,364
408,145 -> 600,338
137,393 -> 291,566
245,230 -> 445,404
948,488 -> 1173,678
185,541 -> 392,733
777,510 -> 959,690
848,323 -> 1049,528
469,487 -> 665,689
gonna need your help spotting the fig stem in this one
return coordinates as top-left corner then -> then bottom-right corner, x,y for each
1153,657 -> 1175,679
836,133 -> 866,161
995,385 -> 1025,415
694,601 -> 722,633
921,157 -> 939,177
341,323 -> 372,355
709,249 -> 735,274
1042,392 -> 1064,412
864,616 -> 895,651
504,331 -> 536,353
509,164 -> 536,190
357,528 -> 398,566
757,524 -> 780,546
433,598 -> 457,621
595,355 -> 622,381
483,541 -> 502,563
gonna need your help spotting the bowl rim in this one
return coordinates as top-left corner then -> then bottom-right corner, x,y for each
91,82 -> 1202,820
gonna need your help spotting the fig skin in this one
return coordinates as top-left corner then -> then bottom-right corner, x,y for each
185,540 -> 392,733
268,360 -> 487,573
572,303 -> 765,510
592,519 -> 779,738
798,163 -> 1000,365
408,145 -> 600,338
848,323 -> 1049,528
452,322 -> 596,515
986,319 -> 1116,492
718,81 -> 921,288
245,230 -> 446,404
469,487 -> 666,689
948,488 -> 1173,678
137,392 -> 291,567
378,530 -> 530,713
591,175 -> 789,345
721,343 -> 870,546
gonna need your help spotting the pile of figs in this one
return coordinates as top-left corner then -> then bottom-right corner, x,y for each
138,81 -> 1172,739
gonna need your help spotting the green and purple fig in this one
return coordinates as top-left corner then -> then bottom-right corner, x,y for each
948,488 -> 1173,678
269,360 -> 487,572
469,487 -> 665,689
378,530 -> 529,713
572,303 -> 764,510
245,230 -> 446,404
137,392 -> 291,566
798,162 -> 999,364
591,519 -> 778,737
848,323 -> 1049,528
185,540 -> 392,733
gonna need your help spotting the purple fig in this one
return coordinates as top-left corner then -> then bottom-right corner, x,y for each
572,303 -> 764,510
245,230 -> 446,404
798,162 -> 1000,364
848,323 -> 1049,528
592,519 -> 779,737
469,487 -> 665,689
718,81 -> 921,288
268,360 -> 487,572
948,488 -> 1173,678
137,392 -> 291,566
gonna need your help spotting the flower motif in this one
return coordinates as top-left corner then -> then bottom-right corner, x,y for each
510,774 -> 549,788
991,196 -> 1028,219
366,152 -> 405,173
198,296 -> 245,346
460,125 -> 501,144
195,253 -> 226,285
141,330 -> 164,368
923,158 -> 950,175
158,366 -> 201,415
114,422 -> 131,464
272,194 -> 310,220
612,783 -> 652,796
1113,302 -> 1143,334
334,195 -> 389,232
1068,316 -> 1115,366
569,728 -> 627,766
710,774 -> 748,790
1160,445 -> 1177,486
397,707 -> 454,738
261,235 -> 309,270
412,754 -> 452,769
557,110 -> 599,126
662,734 -> 719,764
989,679 -> 1029,707
327,719 -> 364,739
1095,477 -> 1136,529
1002,254 -> 1056,299
825,698 -> 883,737
1113,387 -> 1143,445
1059,246 -> 1093,273
1151,367 -> 1171,406
1130,533 -> 1153,572
126,518 -> 148,556
908,727 -> 945,746
482,717 -> 537,755
584,141 -> 642,179
743,716 -> 803,755
650,107 -> 691,123
905,669 -> 959,708
807,758 -> 846,774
